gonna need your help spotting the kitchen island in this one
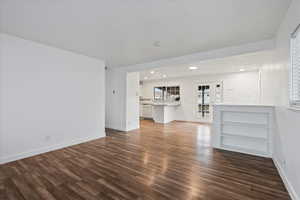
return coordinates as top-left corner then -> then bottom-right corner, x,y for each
152,102 -> 181,124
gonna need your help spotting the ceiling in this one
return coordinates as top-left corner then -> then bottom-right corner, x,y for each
139,50 -> 274,81
0,0 -> 291,68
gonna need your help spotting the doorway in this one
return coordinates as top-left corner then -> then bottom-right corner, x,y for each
196,82 -> 223,122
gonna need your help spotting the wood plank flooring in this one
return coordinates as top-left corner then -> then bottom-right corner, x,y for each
0,120 -> 291,200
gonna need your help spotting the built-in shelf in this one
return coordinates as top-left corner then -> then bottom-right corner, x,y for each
221,144 -> 268,157
222,121 -> 268,127
212,104 -> 274,158
221,133 -> 268,140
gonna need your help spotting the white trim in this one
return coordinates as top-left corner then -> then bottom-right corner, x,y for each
273,158 -> 300,200
0,133 -> 106,165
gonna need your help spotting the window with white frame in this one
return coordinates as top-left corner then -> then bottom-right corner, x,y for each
290,24 -> 300,107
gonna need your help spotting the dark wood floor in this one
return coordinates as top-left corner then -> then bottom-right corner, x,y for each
0,120 -> 290,200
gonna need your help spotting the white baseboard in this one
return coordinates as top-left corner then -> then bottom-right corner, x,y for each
125,125 -> 140,132
105,125 -> 128,132
0,133 -> 105,165
273,158 -> 299,200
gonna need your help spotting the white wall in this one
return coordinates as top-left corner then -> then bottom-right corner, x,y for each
260,0 -> 300,199
126,72 -> 140,131
0,34 -> 106,164
141,71 -> 260,122
105,70 -> 140,131
105,68 -> 127,131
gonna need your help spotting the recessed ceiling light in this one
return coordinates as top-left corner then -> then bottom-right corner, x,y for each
189,66 -> 198,70
240,69 -> 245,72
150,71 -> 155,74
162,74 -> 167,78
144,76 -> 148,80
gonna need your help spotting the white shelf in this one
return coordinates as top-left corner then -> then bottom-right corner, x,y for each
212,104 -> 274,158
221,134 -> 268,155
221,133 -> 267,140
222,121 -> 268,127
221,144 -> 268,157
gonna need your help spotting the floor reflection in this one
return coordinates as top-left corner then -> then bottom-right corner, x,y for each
196,124 -> 211,147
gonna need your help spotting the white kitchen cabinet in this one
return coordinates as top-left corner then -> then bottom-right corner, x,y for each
141,104 -> 153,118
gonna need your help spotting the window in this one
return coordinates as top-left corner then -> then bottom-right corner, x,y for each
290,24 -> 300,107
153,86 -> 180,101
154,87 -> 165,100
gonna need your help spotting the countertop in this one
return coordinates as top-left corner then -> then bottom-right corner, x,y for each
213,103 -> 274,107
141,101 -> 181,106
152,102 -> 181,106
